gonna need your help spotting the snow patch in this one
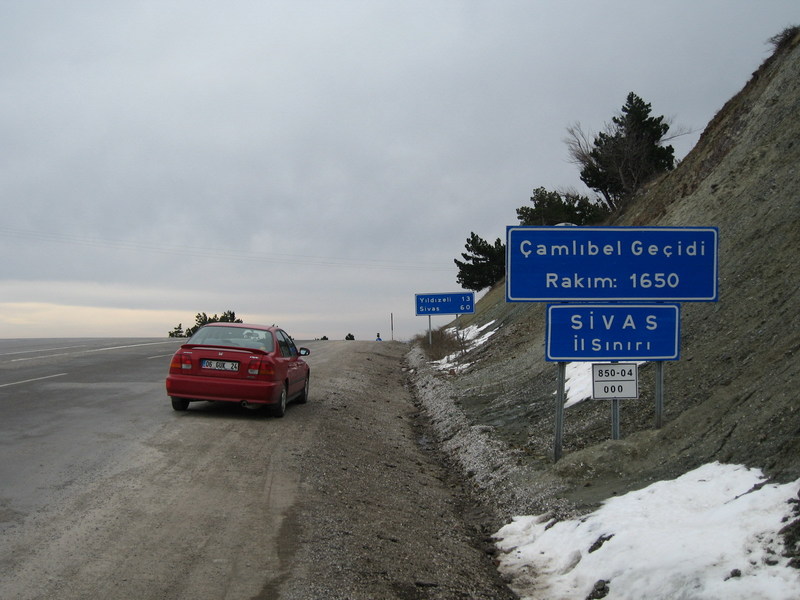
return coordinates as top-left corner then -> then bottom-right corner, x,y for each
432,320 -> 497,373
494,462 -> 800,600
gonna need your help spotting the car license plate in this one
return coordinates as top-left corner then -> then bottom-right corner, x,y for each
201,359 -> 239,372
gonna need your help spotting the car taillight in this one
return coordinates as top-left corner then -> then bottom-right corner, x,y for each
248,356 -> 275,377
170,352 -> 192,371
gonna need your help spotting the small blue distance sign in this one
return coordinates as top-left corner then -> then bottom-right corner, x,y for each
415,292 -> 475,316
546,303 -> 681,361
506,226 -> 718,302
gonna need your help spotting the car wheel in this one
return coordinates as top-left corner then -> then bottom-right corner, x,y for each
272,385 -> 288,418
171,397 -> 190,411
296,375 -> 310,404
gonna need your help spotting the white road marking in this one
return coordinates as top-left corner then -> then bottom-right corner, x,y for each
0,373 -> 68,388
0,344 -> 88,357
10,340 -> 180,362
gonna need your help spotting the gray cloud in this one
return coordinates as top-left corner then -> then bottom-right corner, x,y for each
1,0 -> 796,339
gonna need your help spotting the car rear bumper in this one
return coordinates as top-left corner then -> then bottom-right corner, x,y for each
166,375 -> 281,405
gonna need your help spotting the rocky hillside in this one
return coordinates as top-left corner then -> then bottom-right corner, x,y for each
410,29 -> 800,520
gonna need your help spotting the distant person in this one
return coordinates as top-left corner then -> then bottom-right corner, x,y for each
376,333 -> 382,341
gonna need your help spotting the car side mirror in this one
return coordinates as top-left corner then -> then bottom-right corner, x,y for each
298,347 -> 310,356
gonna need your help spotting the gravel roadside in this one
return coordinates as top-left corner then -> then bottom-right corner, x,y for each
274,340 -> 516,600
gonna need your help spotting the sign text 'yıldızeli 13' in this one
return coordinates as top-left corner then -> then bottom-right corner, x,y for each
415,292 -> 475,316
546,304 -> 681,361
506,226 -> 718,302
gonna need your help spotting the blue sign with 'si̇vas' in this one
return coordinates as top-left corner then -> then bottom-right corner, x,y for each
546,303 -> 681,361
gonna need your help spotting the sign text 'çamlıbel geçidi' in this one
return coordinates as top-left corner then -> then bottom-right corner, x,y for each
506,226 -> 718,302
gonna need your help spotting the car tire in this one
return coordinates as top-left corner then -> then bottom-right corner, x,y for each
296,375 -> 310,404
171,397 -> 190,411
272,385 -> 288,418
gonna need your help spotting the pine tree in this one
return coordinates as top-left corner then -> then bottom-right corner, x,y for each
516,187 -> 610,226
454,232 -> 505,291
568,92 -> 676,209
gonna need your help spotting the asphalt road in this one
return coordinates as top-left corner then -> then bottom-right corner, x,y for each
0,337 -> 321,599
0,338 -> 514,600
0,338 -> 183,519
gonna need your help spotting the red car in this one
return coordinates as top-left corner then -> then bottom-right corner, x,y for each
166,323 -> 310,417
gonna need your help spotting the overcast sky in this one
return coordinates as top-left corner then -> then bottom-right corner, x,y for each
1,1 -> 796,340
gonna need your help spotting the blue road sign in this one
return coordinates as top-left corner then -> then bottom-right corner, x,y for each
507,226 -> 718,302
546,304 -> 681,361
415,292 -> 475,316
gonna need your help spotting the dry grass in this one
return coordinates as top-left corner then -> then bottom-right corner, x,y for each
413,326 -> 466,361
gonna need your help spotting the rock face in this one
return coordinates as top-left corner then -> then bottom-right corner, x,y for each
619,28 -> 800,481
411,29 -> 800,519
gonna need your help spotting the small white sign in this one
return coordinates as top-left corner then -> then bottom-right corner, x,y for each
592,363 -> 639,399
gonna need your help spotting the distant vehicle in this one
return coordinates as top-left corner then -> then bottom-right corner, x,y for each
166,323 -> 310,417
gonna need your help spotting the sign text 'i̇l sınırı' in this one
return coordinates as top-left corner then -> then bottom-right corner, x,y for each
546,304 -> 681,361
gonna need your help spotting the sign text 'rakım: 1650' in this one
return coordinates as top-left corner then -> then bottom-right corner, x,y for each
506,226 -> 718,302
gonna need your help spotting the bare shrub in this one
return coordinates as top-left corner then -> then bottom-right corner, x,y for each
414,326 -> 464,361
768,25 -> 799,53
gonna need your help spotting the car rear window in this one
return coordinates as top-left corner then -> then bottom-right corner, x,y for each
189,326 -> 274,351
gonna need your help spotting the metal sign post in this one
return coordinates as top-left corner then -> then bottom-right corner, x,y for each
593,363 -> 638,440
554,362 -> 566,461
612,399 -> 621,440
655,361 -> 665,428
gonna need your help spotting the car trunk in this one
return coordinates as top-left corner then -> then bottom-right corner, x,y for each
177,344 -> 276,381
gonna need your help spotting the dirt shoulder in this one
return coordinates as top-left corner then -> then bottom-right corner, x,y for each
275,340 -> 515,599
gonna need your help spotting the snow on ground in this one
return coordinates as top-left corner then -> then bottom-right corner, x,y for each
494,462 -> 800,600
424,332 -> 800,598
564,361 -> 593,407
432,320 -> 497,373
